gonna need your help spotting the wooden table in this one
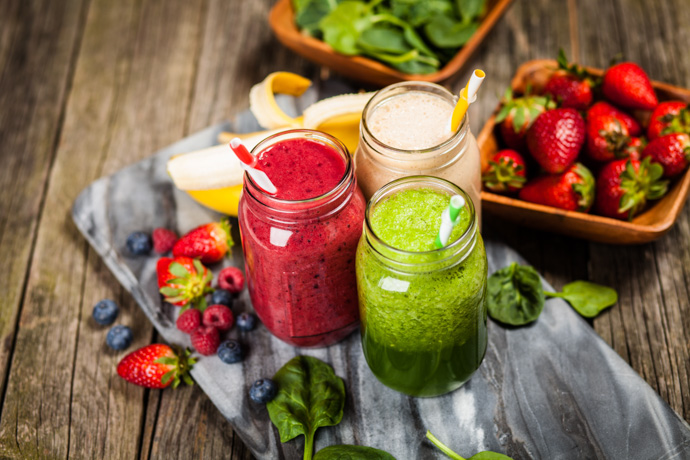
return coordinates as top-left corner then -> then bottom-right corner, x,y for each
0,0 -> 687,458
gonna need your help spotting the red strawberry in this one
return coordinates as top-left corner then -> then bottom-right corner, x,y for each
518,163 -> 595,212
481,150 -> 527,193
176,308 -> 202,334
595,157 -> 668,220
526,108 -> 585,173
602,62 -> 658,110
173,220 -> 233,264
587,101 -> 642,136
218,266 -> 245,294
202,304 -> 234,331
586,115 -> 631,161
495,88 -> 556,151
647,101 -> 690,141
642,133 -> 690,177
117,344 -> 195,389
625,137 -> 646,161
190,326 -> 220,356
157,256 -> 213,309
543,49 -> 596,110
152,228 -> 178,254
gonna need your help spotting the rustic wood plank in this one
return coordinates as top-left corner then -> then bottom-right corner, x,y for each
0,0 -> 210,457
0,0 -> 88,411
577,0 -> 690,421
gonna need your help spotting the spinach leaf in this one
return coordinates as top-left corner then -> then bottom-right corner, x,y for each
319,1 -> 375,55
267,356 -> 346,460
293,0 -> 343,37
426,431 -> 513,460
314,444 -> 396,459
366,49 -> 439,74
425,15 -> 478,48
456,0 -> 486,23
487,262 -> 545,326
357,25 -> 410,54
390,0 -> 455,27
545,281 -> 618,318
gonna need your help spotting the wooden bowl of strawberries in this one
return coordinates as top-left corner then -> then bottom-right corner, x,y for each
478,56 -> 690,244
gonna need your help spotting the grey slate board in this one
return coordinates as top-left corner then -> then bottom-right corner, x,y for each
72,89 -> 690,460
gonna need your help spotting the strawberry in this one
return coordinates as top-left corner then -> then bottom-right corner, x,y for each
625,137 -> 646,161
152,228 -> 178,254
157,256 -> 213,310
518,163 -> 595,212
176,308 -> 202,334
602,62 -> 658,110
585,115 -> 630,161
117,344 -> 195,389
647,101 -> 690,141
595,157 -> 668,220
587,101 -> 642,136
481,150 -> 527,193
172,220 -> 233,264
543,49 -> 596,110
202,304 -> 234,331
190,326 -> 220,356
642,133 -> 690,178
495,88 -> 556,151
526,108 -> 585,173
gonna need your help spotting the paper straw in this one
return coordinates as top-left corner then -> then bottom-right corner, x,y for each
229,138 -> 277,195
434,195 -> 466,248
450,69 -> 486,132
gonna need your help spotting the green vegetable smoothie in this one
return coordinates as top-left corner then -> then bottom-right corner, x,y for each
356,178 -> 487,397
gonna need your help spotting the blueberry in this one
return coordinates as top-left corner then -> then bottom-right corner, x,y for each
250,378 -> 278,403
217,340 -> 245,364
236,312 -> 257,332
126,231 -> 152,255
211,289 -> 234,307
106,325 -> 133,351
92,299 -> 119,325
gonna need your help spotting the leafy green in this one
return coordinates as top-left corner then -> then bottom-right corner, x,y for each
487,263 -> 545,326
545,281 -> 618,318
314,444 -> 396,459
426,431 -> 513,460
267,356 -> 346,460
291,0 -> 486,74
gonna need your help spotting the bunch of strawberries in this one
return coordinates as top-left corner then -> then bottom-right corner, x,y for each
117,220 -> 243,389
483,50 -> 689,220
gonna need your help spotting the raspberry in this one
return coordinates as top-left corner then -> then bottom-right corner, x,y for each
202,304 -> 234,331
176,308 -> 201,334
218,267 -> 245,294
190,326 -> 220,356
152,228 -> 178,254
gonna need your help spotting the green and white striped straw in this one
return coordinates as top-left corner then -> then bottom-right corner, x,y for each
434,195 -> 465,248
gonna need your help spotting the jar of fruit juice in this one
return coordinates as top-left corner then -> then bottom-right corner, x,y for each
354,81 -> 482,222
356,176 -> 487,396
238,130 -> 366,347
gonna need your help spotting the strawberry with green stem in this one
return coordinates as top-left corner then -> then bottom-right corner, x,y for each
157,256 -> 213,310
543,48 -> 597,110
642,133 -> 690,178
173,219 -> 234,264
647,101 -> 690,141
595,157 -> 668,220
117,344 -> 196,389
482,149 -> 527,193
519,163 -> 595,212
495,87 -> 555,151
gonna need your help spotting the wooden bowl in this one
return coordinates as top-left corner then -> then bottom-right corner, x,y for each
268,0 -> 515,87
477,59 -> 690,244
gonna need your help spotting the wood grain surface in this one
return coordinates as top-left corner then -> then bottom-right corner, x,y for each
0,0 -> 687,458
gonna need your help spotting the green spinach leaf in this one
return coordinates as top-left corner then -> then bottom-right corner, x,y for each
487,262 -> 545,326
267,356 -> 346,460
390,0 -> 455,27
424,15 -> 478,48
357,24 -> 410,54
319,1 -> 374,55
293,0 -> 343,36
314,444 -> 396,459
545,281 -> 618,318
426,431 -> 513,460
456,0 -> 486,23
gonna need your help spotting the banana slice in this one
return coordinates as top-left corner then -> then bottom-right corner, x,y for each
302,92 -> 374,129
249,72 -> 311,129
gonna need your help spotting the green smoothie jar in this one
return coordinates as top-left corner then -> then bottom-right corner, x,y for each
356,176 -> 487,397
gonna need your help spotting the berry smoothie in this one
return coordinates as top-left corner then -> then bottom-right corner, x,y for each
356,177 -> 487,396
239,131 -> 365,348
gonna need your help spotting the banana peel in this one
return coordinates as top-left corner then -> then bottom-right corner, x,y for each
168,72 -> 373,216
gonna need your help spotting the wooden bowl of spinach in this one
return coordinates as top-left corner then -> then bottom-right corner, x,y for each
269,0 -> 515,86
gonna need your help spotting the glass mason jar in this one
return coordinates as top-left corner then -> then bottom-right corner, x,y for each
355,176 -> 488,397
354,81 -> 482,223
238,130 -> 366,348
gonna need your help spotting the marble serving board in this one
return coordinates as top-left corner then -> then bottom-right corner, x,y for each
72,87 -> 690,460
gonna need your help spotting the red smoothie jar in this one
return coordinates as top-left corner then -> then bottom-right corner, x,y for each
238,130 -> 365,347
